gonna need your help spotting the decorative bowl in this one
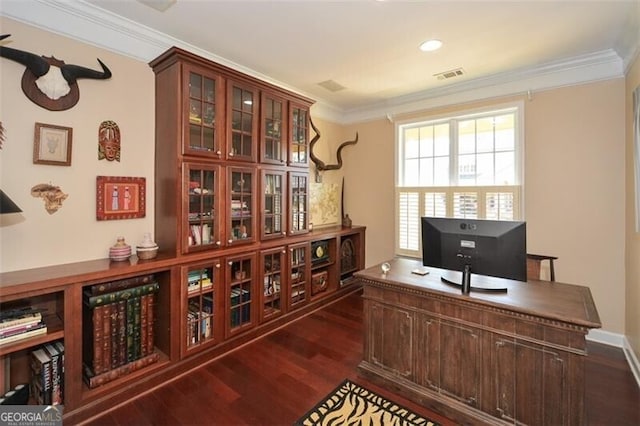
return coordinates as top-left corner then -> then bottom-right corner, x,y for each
136,245 -> 158,260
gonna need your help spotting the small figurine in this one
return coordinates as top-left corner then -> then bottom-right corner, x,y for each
342,214 -> 352,228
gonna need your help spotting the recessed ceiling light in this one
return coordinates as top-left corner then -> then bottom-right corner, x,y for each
419,39 -> 443,52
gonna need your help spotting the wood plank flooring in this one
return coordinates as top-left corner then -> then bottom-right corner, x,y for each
82,288 -> 640,426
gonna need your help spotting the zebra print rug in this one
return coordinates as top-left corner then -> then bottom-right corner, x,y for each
295,379 -> 440,426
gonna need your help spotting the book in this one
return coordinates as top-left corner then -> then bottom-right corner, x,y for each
43,343 -> 62,405
0,320 -> 46,338
115,300 -> 126,367
0,311 -> 42,330
101,303 -> 112,373
53,341 -> 64,402
83,352 -> 159,389
146,292 -> 155,355
84,282 -> 159,308
88,274 -> 155,296
0,324 -> 47,345
30,348 -> 51,405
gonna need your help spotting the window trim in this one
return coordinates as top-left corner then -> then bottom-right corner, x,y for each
394,101 -> 525,258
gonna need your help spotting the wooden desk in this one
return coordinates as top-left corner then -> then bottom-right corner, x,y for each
355,258 -> 601,426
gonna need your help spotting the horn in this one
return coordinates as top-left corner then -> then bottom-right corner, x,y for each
61,58 -> 112,84
309,117 -> 327,170
0,34 -> 49,77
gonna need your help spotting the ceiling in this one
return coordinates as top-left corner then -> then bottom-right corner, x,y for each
2,0 -> 639,122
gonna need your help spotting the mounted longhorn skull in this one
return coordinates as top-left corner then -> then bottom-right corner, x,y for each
309,117 -> 358,182
0,34 -> 112,111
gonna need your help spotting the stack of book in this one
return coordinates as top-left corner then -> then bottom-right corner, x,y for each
0,308 -> 47,346
187,269 -> 212,293
29,340 -> 64,405
82,274 -> 160,389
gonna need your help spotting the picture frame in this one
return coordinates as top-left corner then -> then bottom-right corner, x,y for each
33,122 -> 73,166
96,176 -> 146,220
634,86 -> 640,232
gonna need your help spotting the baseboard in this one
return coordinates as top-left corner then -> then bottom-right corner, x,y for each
587,329 -> 640,389
623,337 -> 640,389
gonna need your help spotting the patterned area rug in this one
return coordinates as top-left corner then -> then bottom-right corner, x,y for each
295,379 -> 440,426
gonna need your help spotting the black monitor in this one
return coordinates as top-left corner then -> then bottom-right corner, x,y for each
421,217 -> 527,294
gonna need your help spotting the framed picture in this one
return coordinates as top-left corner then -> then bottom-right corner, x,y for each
33,122 -> 73,166
96,176 -> 146,220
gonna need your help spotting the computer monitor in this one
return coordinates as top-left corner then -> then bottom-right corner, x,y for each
421,217 -> 527,294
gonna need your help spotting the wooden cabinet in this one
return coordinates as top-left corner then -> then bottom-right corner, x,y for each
259,247 -> 286,323
288,242 -> 310,310
227,167 -> 257,246
289,171 -> 309,235
225,253 -> 257,338
260,92 -> 287,165
289,103 -> 310,167
182,260 -> 223,356
357,257 -> 602,426
260,168 -> 286,240
0,46 -> 365,424
184,64 -> 224,158
184,163 -> 222,251
226,80 -> 258,162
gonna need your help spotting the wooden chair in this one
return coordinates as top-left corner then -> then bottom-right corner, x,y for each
526,253 -> 558,281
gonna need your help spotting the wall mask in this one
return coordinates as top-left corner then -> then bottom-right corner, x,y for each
98,120 -> 121,162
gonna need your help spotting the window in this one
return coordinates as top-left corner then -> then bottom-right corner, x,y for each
396,104 -> 523,257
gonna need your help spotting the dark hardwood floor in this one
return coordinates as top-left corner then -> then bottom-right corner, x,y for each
82,288 -> 639,426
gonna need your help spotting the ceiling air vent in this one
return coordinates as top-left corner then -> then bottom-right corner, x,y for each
318,80 -> 346,92
434,68 -> 465,80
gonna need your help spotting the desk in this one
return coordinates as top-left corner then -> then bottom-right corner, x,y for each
355,258 -> 601,426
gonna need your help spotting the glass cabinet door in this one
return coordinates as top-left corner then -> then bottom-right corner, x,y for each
227,81 -> 258,162
226,254 -> 255,336
260,247 -> 285,322
228,167 -> 256,245
185,66 -> 223,158
261,169 -> 286,240
183,261 -> 221,355
289,172 -> 309,235
289,104 -> 309,167
185,163 -> 221,253
260,93 -> 286,164
289,242 -> 309,310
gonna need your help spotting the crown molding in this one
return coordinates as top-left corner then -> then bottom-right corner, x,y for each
0,0 -> 630,125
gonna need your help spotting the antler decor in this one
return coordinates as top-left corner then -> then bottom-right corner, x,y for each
0,34 -> 112,111
309,117 -> 358,182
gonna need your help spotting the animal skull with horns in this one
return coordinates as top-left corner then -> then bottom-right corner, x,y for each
0,34 -> 112,111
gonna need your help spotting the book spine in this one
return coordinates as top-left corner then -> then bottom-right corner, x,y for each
140,294 -> 148,358
102,304 -> 112,373
90,273 -> 155,295
133,296 -> 141,361
0,313 -> 42,330
146,292 -> 155,355
116,301 -> 126,367
126,297 -> 135,363
83,352 -> 159,389
85,282 -> 159,308
92,305 -> 104,375
0,325 -> 47,345
54,341 -> 64,404
43,344 -> 61,405
110,302 -> 118,370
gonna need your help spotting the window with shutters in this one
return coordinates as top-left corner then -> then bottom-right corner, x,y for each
396,103 -> 524,257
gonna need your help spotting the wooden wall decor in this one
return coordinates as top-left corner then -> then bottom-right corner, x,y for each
98,120 -> 121,162
31,183 -> 68,214
0,34 -> 112,111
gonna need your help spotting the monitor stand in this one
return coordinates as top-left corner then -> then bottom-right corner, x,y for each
440,265 -> 508,294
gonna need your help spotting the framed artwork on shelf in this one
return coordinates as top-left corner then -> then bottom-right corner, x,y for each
96,176 -> 146,220
33,122 -> 73,166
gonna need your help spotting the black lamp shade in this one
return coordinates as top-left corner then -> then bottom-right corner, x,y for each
0,190 -> 22,214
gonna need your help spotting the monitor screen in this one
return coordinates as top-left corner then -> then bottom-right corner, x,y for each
421,217 -> 527,293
